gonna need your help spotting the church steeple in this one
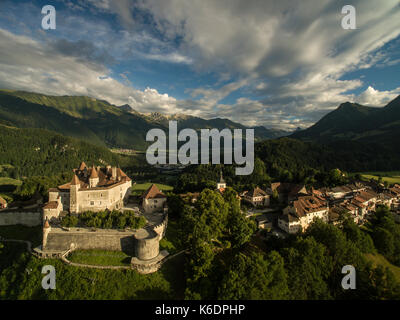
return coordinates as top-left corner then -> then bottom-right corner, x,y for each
216,170 -> 226,190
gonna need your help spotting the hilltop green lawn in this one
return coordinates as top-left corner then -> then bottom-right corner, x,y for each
360,171 -> 400,185
131,182 -> 173,195
68,249 -> 131,266
0,242 -> 186,300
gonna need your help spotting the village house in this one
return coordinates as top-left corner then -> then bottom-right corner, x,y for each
327,185 -> 353,200
278,195 -> 329,234
267,182 -> 309,203
389,184 -> 400,210
43,162 -> 132,222
241,187 -> 270,207
0,196 -> 7,209
255,214 -> 274,230
142,184 -> 167,214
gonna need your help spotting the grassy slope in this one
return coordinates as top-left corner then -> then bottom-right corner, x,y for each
365,253 -> 400,283
0,230 -> 186,299
360,171 -> 400,184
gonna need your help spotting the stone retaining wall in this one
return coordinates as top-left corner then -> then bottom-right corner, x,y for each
45,228 -> 135,252
0,210 -> 42,226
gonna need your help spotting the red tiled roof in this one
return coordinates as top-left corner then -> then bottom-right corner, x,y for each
0,196 -> 7,205
71,174 -> 80,185
292,195 -> 327,218
89,166 -> 98,179
143,184 -> 166,199
44,219 -> 50,228
43,201 -> 59,209
244,187 -> 267,198
79,162 -> 87,171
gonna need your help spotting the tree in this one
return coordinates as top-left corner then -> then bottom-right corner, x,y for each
280,237 -> 332,299
218,251 -> 289,299
166,193 -> 184,219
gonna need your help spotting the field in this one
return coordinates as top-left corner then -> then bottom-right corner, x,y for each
365,253 -> 400,283
131,182 -> 173,195
68,249 -> 131,266
360,171 -> 400,185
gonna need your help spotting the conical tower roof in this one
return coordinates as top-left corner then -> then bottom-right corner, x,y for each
79,161 -> 87,171
89,166 -> 98,179
71,174 -> 80,185
44,218 -> 50,229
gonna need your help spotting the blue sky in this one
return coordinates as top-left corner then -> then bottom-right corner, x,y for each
0,0 -> 399,130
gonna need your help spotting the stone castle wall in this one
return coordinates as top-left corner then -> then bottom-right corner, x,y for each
152,213 -> 168,239
45,228 -> 135,252
0,210 -> 42,226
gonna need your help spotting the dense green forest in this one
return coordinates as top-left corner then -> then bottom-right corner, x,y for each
172,191 -> 400,300
173,136 -> 400,193
0,124 -> 123,178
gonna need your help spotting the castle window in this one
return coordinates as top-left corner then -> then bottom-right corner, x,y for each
90,201 -> 94,206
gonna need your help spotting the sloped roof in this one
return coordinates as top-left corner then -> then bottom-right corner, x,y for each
0,196 -> 7,205
292,195 -> 327,218
44,219 -> 50,228
43,201 -> 59,209
71,174 -> 81,185
79,162 -> 87,171
89,166 -> 98,179
245,187 -> 267,198
60,163 -> 131,191
143,184 -> 166,199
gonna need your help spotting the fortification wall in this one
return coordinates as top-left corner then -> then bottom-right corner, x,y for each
0,210 -> 42,226
45,228 -> 135,252
153,213 -> 168,239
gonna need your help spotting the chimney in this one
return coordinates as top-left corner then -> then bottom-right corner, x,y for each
112,167 -> 117,180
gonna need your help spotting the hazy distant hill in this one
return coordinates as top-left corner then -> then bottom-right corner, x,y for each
0,90 -> 289,150
292,95 -> 400,147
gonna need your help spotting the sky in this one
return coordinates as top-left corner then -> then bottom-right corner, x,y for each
0,0 -> 399,130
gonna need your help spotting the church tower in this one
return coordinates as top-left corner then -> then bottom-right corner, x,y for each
216,171 -> 226,189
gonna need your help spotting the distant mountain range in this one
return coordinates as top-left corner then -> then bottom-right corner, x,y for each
291,95 -> 400,148
0,90 -> 290,151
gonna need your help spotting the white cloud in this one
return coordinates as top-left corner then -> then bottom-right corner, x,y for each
356,86 -> 400,106
0,29 -> 180,114
1,0 -> 400,130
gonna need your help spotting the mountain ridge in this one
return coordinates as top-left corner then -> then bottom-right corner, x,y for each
0,89 -> 290,150
291,95 -> 400,146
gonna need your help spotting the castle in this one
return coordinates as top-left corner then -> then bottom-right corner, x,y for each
38,163 -> 169,274
43,162 -> 132,222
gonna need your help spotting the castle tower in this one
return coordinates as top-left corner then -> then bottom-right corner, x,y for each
70,174 -> 80,214
89,166 -> 99,188
216,171 -> 226,189
42,218 -> 51,249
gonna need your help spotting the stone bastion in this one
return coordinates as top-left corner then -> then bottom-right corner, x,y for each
40,212 -> 169,274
